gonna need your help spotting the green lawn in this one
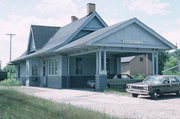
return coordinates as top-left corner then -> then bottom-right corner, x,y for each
0,88 -> 117,119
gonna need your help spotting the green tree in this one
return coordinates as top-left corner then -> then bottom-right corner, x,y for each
163,57 -> 179,75
171,49 -> 180,57
158,51 -> 169,74
3,65 -> 16,79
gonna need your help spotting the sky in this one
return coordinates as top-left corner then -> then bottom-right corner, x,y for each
0,0 -> 180,68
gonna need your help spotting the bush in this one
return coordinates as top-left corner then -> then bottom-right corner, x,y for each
132,73 -> 146,79
0,79 -> 21,86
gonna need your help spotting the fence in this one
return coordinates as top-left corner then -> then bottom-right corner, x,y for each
0,71 -> 7,81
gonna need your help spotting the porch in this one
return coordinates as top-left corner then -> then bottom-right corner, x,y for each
61,47 -> 159,91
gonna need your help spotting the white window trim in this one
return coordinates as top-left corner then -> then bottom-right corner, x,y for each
47,57 -> 60,76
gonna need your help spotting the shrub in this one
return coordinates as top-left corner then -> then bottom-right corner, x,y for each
0,79 -> 21,86
132,73 -> 146,79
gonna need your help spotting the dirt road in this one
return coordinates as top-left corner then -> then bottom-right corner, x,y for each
17,86 -> 180,119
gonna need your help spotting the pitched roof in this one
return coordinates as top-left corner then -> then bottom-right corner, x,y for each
11,12 -> 107,63
39,11 -> 107,52
30,25 -> 60,50
56,18 -> 176,52
56,19 -> 132,51
121,56 -> 135,63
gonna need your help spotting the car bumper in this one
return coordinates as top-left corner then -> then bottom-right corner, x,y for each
126,89 -> 150,95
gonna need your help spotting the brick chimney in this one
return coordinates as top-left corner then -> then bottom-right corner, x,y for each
87,3 -> 96,15
71,16 -> 78,22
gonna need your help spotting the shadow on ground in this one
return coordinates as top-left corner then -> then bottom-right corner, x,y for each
139,93 -> 180,100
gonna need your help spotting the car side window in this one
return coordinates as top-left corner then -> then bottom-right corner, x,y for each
169,77 -> 179,83
164,78 -> 170,84
121,75 -> 130,79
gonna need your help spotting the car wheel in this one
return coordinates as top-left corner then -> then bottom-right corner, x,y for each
176,90 -> 180,96
132,93 -> 138,98
151,91 -> 158,100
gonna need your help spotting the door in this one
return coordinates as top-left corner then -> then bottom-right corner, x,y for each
161,77 -> 171,93
169,77 -> 180,92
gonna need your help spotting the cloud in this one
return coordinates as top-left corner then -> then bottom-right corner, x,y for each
0,14 -> 73,68
35,0 -> 78,14
177,18 -> 180,24
162,30 -> 180,48
0,2 -> 6,7
124,0 -> 170,15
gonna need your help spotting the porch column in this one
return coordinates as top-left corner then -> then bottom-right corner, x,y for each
95,49 -> 107,91
151,53 -> 155,75
145,54 -> 149,76
117,57 -> 121,74
67,56 -> 70,76
103,50 -> 107,71
96,51 -> 99,75
155,52 -> 159,75
98,50 -> 102,74
26,60 -> 30,86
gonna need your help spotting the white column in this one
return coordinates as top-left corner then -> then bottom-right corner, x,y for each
156,52 -> 159,75
152,53 -> 155,75
117,57 -> 120,74
67,56 -> 69,76
98,50 -> 102,74
96,51 -> 99,75
145,54 -> 149,76
103,51 -> 106,71
119,57 -> 121,74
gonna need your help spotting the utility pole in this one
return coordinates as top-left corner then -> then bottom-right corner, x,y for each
6,33 -> 15,62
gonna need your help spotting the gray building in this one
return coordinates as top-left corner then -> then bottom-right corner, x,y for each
121,55 -> 152,76
11,3 -> 176,91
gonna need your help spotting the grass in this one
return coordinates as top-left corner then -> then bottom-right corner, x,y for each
0,88 -> 118,119
0,79 -> 21,86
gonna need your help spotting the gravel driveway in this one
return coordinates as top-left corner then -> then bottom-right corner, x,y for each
17,86 -> 180,119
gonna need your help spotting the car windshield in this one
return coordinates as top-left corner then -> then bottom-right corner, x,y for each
143,76 -> 164,83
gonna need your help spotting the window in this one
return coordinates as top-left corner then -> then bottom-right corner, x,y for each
48,59 -> 58,75
140,57 -> 143,62
76,58 -> 83,74
32,66 -> 38,75
169,77 -> 179,83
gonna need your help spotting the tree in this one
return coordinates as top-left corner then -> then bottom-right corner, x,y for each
158,51 -> 169,75
163,57 -> 180,75
3,65 -> 16,79
171,49 -> 180,57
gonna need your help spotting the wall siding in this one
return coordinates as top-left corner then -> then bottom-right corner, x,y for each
95,23 -> 170,49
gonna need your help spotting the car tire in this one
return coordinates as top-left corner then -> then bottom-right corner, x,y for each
132,93 -> 138,98
176,90 -> 180,96
150,91 -> 158,100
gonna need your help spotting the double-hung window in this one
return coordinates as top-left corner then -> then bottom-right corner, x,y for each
32,66 -> 38,76
48,59 -> 58,75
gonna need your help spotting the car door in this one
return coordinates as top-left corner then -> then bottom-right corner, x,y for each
169,77 -> 180,92
160,77 -> 172,93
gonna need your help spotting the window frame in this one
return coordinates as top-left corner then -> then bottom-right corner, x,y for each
31,66 -> 38,76
47,58 -> 59,76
